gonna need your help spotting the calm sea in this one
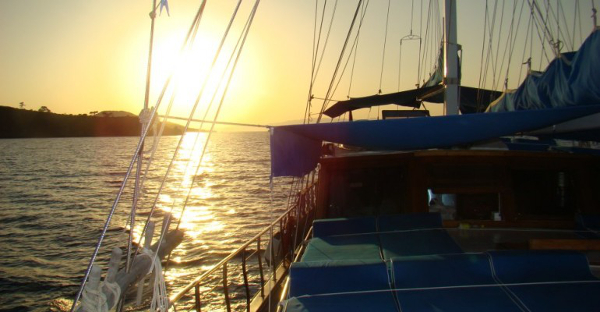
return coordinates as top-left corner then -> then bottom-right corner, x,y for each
0,132 -> 292,311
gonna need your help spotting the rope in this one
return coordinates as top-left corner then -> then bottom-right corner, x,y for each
134,0 -> 240,262
330,0 -> 370,109
140,248 -> 169,312
169,0 -> 261,240
347,0 -> 368,99
305,0 -> 338,124
316,0 -> 364,123
131,7 -> 211,275
378,0 -> 391,94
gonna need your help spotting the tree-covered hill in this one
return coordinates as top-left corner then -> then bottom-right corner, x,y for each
0,106 -> 184,138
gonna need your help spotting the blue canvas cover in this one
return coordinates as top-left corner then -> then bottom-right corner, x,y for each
488,30 -> 600,112
270,105 -> 600,177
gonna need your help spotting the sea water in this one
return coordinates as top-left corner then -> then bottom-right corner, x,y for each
0,132 -> 291,311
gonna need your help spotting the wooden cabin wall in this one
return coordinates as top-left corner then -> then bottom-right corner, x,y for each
316,151 -> 600,225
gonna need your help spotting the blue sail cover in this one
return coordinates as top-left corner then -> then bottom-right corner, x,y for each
488,29 -> 600,112
270,105 -> 600,177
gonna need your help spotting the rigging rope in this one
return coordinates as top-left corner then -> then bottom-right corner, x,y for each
316,0 -> 363,123
378,0 -> 392,94
131,0 -> 223,265
139,248 -> 169,312
307,0 -> 339,124
330,0 -> 370,112
398,0 -> 422,91
172,0 -> 260,235
347,0 -> 368,100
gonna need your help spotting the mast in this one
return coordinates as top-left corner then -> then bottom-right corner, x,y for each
444,0 -> 460,115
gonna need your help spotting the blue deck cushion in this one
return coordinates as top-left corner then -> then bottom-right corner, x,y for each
504,282 -> 600,311
283,291 -> 399,312
380,229 -> 463,259
575,214 -> 600,238
390,254 -> 522,311
312,217 -> 377,237
488,250 -> 600,311
301,234 -> 383,262
289,260 -> 390,297
487,250 -> 598,283
394,287 -> 523,312
391,253 -> 495,289
377,213 -> 443,232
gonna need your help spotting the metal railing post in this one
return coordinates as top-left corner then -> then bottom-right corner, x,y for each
223,263 -> 231,312
257,237 -> 265,297
194,284 -> 202,312
241,248 -> 250,311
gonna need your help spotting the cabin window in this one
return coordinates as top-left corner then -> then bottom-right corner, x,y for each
429,190 -> 500,221
326,167 -> 405,217
512,170 -> 576,219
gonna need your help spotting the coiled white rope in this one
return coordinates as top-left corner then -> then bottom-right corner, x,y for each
140,247 -> 169,312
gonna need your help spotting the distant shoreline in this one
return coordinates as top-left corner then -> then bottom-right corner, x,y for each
0,106 -> 184,139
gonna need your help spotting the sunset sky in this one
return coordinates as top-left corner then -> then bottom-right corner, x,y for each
0,0 -> 596,126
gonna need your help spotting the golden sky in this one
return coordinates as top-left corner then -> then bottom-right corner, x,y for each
0,0 -> 596,126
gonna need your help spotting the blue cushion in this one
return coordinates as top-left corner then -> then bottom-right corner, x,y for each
312,217 -> 377,237
392,253 -> 494,289
488,250 -> 597,283
378,213 -> 442,232
506,282 -> 600,311
394,287 -> 523,312
380,229 -> 462,259
301,234 -> 382,262
575,214 -> 600,238
289,260 -> 390,297
283,291 -> 398,312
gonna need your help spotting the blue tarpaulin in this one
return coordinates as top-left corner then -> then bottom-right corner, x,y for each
488,30 -> 600,112
270,105 -> 600,177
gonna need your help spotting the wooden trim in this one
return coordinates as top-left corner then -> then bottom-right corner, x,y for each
529,239 -> 600,251
443,219 -> 575,229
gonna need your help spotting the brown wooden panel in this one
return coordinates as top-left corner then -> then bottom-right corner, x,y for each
529,239 -> 600,251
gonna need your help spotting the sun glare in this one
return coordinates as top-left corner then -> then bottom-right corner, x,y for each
148,26 -> 259,123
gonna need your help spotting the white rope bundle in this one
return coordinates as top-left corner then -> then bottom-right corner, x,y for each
141,247 -> 169,312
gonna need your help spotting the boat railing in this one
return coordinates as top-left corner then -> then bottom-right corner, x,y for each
169,181 -> 318,311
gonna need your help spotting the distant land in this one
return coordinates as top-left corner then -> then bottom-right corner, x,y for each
0,106 -> 185,138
